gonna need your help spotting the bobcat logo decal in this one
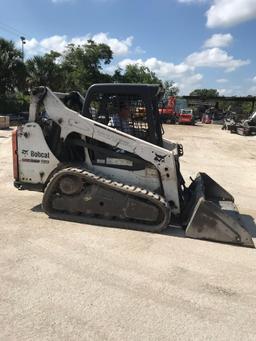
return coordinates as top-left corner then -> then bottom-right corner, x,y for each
22,149 -> 29,156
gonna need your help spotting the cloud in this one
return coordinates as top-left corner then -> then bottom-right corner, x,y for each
24,38 -> 39,54
185,48 -> 250,72
24,35 -> 68,57
218,86 -> 256,96
134,46 -> 146,54
217,88 -> 232,96
206,0 -> 256,28
248,86 -> 256,94
252,76 -> 256,83
106,53 -> 256,95
217,85 -> 251,96
217,87 -> 247,96
114,57 -> 203,94
41,35 -> 67,52
23,36 -> 66,57
23,33 -> 133,57
179,0 -> 256,27
216,78 -> 228,83
110,41 -> 250,93
203,33 -> 233,48
86,33 -> 133,55
118,58 -> 194,79
178,73 -> 203,93
22,30 -> 251,95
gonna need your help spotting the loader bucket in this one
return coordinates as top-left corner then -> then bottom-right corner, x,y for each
183,173 -> 254,248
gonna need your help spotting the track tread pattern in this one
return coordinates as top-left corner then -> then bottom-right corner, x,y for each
42,167 -> 170,233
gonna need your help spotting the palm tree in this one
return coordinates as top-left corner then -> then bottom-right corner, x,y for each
26,51 -> 63,90
0,38 -> 26,94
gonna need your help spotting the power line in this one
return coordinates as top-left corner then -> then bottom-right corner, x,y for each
0,21 -> 28,38
0,24 -> 20,38
0,22 -> 29,61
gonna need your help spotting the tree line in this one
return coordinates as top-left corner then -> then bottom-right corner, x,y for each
0,37 -> 179,113
3,36 -> 252,115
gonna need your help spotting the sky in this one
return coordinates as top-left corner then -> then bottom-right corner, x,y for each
0,0 -> 256,95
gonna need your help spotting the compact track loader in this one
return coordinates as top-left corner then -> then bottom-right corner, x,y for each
12,84 -> 254,247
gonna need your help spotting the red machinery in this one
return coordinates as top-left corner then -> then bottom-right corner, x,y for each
201,114 -> 212,124
159,96 -> 177,124
178,109 -> 195,125
201,108 -> 214,124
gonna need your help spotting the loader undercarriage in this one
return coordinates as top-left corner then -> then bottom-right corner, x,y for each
41,166 -> 254,248
42,167 -> 171,233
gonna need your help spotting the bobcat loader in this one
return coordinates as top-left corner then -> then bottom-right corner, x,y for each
12,84 -> 254,247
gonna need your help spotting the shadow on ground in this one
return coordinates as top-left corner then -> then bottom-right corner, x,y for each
31,204 -> 43,213
30,204 -> 256,246
0,127 -> 13,131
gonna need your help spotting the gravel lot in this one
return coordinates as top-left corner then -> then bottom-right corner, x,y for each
0,124 -> 256,341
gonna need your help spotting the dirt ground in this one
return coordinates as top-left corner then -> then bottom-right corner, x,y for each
0,124 -> 256,341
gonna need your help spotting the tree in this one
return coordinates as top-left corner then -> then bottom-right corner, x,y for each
113,64 -> 161,84
26,51 -> 63,90
112,67 -> 126,83
0,36 -> 181,114
61,40 -> 113,92
0,38 -> 26,94
163,80 -> 179,97
189,89 -> 219,97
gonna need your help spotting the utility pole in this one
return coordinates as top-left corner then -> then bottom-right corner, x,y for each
20,36 -> 26,62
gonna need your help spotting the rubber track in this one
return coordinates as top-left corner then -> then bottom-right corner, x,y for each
42,167 -> 171,233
